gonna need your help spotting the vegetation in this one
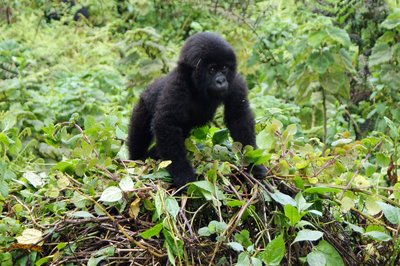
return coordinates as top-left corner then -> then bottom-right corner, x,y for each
0,0 -> 399,265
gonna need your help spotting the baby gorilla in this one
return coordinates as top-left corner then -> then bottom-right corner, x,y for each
127,32 -> 267,188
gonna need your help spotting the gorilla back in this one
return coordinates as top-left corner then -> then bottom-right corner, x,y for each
127,32 -> 267,188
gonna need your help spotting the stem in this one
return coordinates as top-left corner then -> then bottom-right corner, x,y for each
321,86 -> 327,155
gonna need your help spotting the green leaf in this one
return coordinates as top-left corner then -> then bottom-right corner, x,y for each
331,138 -> 352,147
377,202 -> 400,224
140,223 -> 163,239
119,175 -> 134,192
165,197 -> 180,220
237,252 -> 251,266
284,204 -> 301,226
23,172 -> 43,188
369,43 -> 392,67
339,48 -> 355,73
365,196 -> 381,216
340,197 -> 355,213
307,251 -> 326,266
293,229 -> 323,243
212,129 -> 229,145
307,50 -> 334,74
295,192 -> 313,212
363,231 -> 392,241
381,10 -> 400,29
227,242 -> 244,252
234,230 -> 252,248
99,186 -> 123,202
326,26 -> 351,47
70,211 -> 95,218
320,70 -> 349,99
259,235 -> 285,266
313,240 -> 344,266
376,153 -> 390,167
270,191 -> 296,206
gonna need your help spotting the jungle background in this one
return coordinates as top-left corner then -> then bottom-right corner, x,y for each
1,0 -> 400,265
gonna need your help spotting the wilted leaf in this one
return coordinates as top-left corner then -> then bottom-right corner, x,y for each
16,228 -> 43,245
129,197 -> 141,218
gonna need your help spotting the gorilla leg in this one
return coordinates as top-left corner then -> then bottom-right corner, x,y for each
127,100 -> 153,160
153,119 -> 196,187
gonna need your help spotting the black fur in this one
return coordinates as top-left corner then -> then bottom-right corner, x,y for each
127,32 -> 267,188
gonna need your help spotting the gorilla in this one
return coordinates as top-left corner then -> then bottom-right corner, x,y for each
45,0 -> 89,22
127,32 -> 267,188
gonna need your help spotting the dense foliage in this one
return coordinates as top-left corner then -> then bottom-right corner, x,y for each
0,0 -> 399,265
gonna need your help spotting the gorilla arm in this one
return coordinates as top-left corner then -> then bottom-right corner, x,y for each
224,75 -> 267,179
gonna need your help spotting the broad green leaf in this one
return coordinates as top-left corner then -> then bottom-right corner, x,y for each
376,153 -> 390,167
307,50 -> 334,74
295,192 -> 313,212
345,222 -> 364,234
340,197 -> 355,213
0,180 -> 9,198
237,252 -> 251,266
165,197 -> 180,219
23,172 -> 43,188
363,231 -> 392,241
99,186 -> 123,202
119,175 -> 134,191
212,129 -> 229,145
293,229 -> 323,243
251,257 -> 263,266
270,191 -> 296,206
377,202 -> 400,224
381,10 -> 400,29
208,220 -> 228,233
369,43 -> 392,67
365,196 -> 381,216
331,138 -> 352,146
320,70 -> 349,99
259,235 -> 285,266
70,211 -> 95,218
88,255 -> 106,266
234,230 -> 252,248
284,204 -> 300,226
314,240 -> 344,266
307,251 -> 326,266
339,48 -> 355,73
227,242 -> 244,252
326,26 -> 351,47
140,223 -> 163,239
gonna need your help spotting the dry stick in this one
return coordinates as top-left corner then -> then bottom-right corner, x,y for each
77,191 -> 165,258
9,195 -> 47,230
208,185 -> 259,266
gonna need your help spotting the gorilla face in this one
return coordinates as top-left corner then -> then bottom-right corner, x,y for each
205,64 -> 230,97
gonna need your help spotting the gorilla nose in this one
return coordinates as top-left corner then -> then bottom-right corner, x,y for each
216,76 -> 227,88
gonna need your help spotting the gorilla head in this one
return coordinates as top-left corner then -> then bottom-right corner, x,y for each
178,32 -> 237,99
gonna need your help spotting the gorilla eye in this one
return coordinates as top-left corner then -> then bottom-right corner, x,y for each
222,65 -> 227,70
209,66 -> 216,74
